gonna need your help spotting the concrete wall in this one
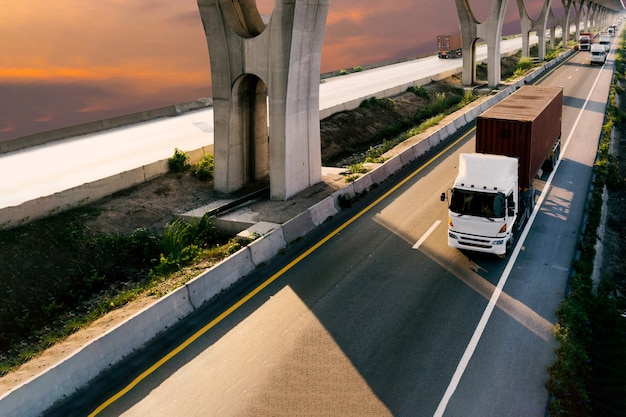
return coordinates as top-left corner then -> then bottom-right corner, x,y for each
0,145 -> 213,230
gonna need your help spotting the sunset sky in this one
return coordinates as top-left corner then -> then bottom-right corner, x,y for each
1,0 -> 562,142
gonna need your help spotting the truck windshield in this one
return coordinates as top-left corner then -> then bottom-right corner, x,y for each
449,189 -> 505,218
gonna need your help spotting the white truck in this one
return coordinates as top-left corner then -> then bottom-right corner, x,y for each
590,43 -> 607,65
578,33 -> 592,51
442,86 -> 563,256
599,34 -> 611,52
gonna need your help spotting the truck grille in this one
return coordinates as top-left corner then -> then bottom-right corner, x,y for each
458,236 -> 492,249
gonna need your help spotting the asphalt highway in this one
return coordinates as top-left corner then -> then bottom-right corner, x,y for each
46,37 -> 616,416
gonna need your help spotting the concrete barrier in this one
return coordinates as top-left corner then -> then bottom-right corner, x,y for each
281,210 -> 316,244
383,154 -> 404,176
186,248 -> 256,308
248,227 -> 287,266
1,285 -> 193,417
0,48 -> 577,417
308,196 -> 339,226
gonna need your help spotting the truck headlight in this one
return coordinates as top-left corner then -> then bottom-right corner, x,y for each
449,232 -> 458,240
493,240 -> 504,245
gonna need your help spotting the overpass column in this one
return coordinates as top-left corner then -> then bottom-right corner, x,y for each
597,5 -> 605,29
455,0 -> 508,87
582,1 -> 590,30
588,3 -> 599,30
558,0 -> 574,47
549,0 -> 573,48
517,0 -> 552,60
572,0 -> 586,40
197,0 -> 329,200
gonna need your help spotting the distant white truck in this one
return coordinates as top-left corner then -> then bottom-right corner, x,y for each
578,33 -> 592,51
590,43 -> 607,65
599,34 -> 611,52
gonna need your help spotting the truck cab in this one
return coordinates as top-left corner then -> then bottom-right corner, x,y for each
445,154 -> 520,256
579,34 -> 591,51
599,34 -> 611,51
590,43 -> 607,65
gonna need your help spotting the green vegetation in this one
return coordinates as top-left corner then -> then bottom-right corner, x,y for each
546,33 -> 626,417
356,86 -> 467,164
407,85 -> 429,98
0,152 -> 236,376
513,56 -> 534,77
168,147 -> 191,173
348,162 -> 368,174
344,162 -> 369,183
193,153 -> 215,181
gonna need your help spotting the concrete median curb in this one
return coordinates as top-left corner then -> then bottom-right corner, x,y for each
0,148 -> 212,230
0,48 -> 576,417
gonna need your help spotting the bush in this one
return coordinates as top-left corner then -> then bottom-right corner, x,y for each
193,154 -> 215,181
407,85 -> 429,98
168,148 -> 190,173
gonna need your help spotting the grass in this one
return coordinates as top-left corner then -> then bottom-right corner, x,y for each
545,32 -> 626,417
0,151 -> 230,376
0,210 -> 244,375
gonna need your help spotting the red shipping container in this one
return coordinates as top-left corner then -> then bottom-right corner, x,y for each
476,85 -> 563,189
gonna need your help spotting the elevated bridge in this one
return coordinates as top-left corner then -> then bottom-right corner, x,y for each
197,0 -> 624,201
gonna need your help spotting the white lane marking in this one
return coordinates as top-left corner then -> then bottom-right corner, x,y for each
433,61 -> 607,417
413,220 -> 441,249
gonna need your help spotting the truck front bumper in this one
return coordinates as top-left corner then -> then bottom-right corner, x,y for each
448,231 -> 508,255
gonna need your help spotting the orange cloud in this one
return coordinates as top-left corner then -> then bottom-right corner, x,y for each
34,114 -> 53,122
0,122 -> 15,133
326,9 -> 368,25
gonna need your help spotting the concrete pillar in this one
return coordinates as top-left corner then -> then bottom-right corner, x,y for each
598,7 -> 606,28
589,4 -> 598,30
517,0 -> 552,60
582,1 -> 590,31
555,0 -> 574,47
572,0 -> 586,39
455,0 -> 508,87
197,0 -> 329,201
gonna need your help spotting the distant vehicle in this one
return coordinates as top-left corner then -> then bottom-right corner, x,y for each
590,43 -> 607,65
599,34 -> 611,52
578,33 -> 592,51
442,86 -> 563,256
437,34 -> 462,59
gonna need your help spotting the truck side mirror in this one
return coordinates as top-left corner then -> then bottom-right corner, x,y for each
507,202 -> 515,217
440,192 -> 446,202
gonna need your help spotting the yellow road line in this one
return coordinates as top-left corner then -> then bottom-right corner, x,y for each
90,52 -> 576,413
90,123 -> 473,416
